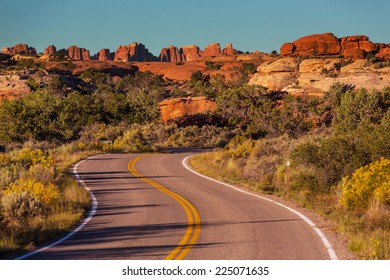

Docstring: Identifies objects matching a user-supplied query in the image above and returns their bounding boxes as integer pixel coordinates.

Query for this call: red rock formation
[222,43,239,55]
[159,45,182,62]
[376,46,390,59]
[114,45,130,62]
[1,47,10,54]
[280,33,385,59]
[97,48,113,61]
[180,45,202,61]
[340,35,378,59]
[67,45,90,60]
[159,96,216,123]
[114,42,156,62]
[293,33,341,56]
[280,43,295,56]
[202,43,222,56]
[44,45,56,56]
[1,44,36,55]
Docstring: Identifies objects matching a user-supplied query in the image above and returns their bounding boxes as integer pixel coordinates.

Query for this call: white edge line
[14,155,99,260]
[182,155,338,260]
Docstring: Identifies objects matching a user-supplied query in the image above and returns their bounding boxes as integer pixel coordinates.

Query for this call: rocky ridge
[280,32,389,59]
[1,42,242,62]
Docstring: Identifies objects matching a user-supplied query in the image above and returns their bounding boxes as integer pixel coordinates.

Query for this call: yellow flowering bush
[340,158,390,211]
[15,148,53,168]
[3,178,60,206]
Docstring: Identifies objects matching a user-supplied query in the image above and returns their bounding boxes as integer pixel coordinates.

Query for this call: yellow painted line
[127,154,201,260]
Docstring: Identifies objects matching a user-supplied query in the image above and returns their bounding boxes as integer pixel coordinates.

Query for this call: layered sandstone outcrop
[114,42,156,62]
[159,96,216,123]
[67,46,91,61]
[249,57,390,95]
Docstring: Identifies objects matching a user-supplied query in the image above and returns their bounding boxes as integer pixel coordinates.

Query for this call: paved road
[20,152,333,260]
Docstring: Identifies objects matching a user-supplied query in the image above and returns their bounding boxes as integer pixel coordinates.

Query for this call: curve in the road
[128,154,201,260]
[182,155,338,260]
[15,155,99,260]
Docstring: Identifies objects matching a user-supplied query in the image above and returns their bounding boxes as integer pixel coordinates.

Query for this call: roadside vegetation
[0,58,389,259]
[190,84,390,259]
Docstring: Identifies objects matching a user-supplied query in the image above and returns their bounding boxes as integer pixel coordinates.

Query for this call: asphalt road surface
[19,152,335,260]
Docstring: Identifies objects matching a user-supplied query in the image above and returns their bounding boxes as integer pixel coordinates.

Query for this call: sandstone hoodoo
[44,45,56,56]
[180,45,202,61]
[67,45,91,61]
[159,45,182,62]
[202,43,222,57]
[222,43,239,56]
[159,96,217,123]
[114,42,156,62]
[96,48,113,61]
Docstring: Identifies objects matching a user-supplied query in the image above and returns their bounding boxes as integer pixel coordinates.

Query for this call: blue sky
[0,0,389,55]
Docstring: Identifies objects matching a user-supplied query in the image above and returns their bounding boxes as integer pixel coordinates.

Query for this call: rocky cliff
[67,45,91,61]
[249,57,390,95]
[114,42,157,62]
[280,32,390,59]
[1,44,36,55]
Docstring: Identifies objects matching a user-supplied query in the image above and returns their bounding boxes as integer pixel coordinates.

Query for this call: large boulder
[291,33,341,56]
[280,43,295,56]
[159,96,216,123]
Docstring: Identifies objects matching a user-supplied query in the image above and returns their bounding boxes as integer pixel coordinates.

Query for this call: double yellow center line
[127,154,201,260]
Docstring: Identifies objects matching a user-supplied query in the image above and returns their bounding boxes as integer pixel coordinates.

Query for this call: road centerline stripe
[127,154,201,260]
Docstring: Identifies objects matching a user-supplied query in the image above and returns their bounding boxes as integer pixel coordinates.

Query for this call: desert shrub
[205,61,222,70]
[333,88,388,134]
[190,71,204,83]
[16,59,35,70]
[113,125,156,152]
[1,192,44,223]
[340,158,390,212]
[15,148,53,168]
[242,63,257,74]
[3,178,60,206]
[26,77,40,91]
